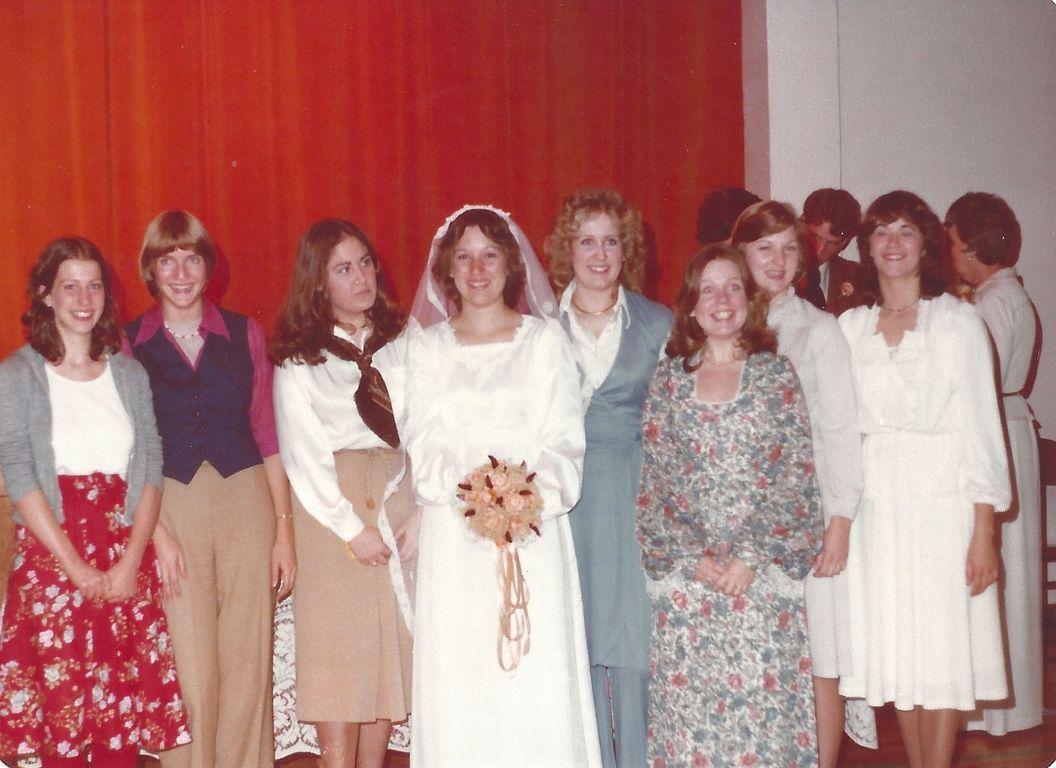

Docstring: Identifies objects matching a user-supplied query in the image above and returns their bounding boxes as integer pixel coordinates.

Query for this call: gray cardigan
[0,345,164,525]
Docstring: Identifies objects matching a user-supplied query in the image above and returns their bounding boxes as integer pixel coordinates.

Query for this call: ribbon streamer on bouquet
[496,545,531,671]
[376,457,415,635]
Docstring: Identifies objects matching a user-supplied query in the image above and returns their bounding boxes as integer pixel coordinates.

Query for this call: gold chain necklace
[571,293,617,316]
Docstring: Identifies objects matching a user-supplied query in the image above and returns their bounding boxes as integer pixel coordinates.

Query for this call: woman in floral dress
[0,237,190,766]
[637,242,823,768]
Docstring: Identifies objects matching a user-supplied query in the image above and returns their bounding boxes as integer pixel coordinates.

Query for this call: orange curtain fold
[0,0,743,354]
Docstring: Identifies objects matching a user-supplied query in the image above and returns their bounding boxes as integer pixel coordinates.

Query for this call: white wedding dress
[402,315,602,768]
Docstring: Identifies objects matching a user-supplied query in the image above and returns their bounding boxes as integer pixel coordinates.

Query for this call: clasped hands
[693,556,755,596]
[68,556,139,603]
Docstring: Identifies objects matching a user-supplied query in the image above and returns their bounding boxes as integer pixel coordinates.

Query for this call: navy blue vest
[127,308,263,483]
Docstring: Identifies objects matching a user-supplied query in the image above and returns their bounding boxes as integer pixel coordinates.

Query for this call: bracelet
[344,542,358,562]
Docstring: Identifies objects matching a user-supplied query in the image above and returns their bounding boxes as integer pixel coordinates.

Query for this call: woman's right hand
[347,526,391,567]
[153,522,188,601]
[68,559,109,601]
[394,507,424,562]
[693,555,725,586]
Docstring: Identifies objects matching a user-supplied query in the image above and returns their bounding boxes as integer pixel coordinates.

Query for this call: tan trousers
[158,463,276,768]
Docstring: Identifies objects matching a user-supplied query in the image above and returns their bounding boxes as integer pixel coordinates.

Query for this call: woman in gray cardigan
[0,237,190,767]
[545,190,673,768]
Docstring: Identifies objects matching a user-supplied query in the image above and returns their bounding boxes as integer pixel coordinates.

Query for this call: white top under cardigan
[46,362,133,477]
[767,288,863,523]
[273,326,408,542]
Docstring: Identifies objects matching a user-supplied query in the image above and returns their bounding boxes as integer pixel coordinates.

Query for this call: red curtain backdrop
[0,0,744,355]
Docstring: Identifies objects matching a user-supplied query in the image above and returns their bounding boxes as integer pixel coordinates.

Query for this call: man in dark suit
[798,188,864,315]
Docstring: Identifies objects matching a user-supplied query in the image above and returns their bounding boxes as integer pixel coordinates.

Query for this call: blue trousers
[591,664,649,768]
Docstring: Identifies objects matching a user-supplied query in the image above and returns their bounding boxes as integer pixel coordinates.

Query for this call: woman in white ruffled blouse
[838,191,1010,768]
[731,200,870,768]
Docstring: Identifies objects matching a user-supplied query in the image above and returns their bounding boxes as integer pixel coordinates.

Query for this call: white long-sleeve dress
[768,291,877,747]
[838,294,1011,710]
[966,268,1042,735]
[402,316,601,768]
[768,289,863,676]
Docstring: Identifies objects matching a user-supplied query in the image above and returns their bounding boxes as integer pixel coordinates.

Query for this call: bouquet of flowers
[457,456,543,671]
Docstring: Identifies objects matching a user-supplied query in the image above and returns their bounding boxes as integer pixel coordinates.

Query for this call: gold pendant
[365,498,377,511]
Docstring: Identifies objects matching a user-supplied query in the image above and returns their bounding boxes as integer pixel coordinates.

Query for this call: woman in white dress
[402,205,601,768]
[270,219,415,767]
[838,191,1010,768]
[945,192,1042,736]
[731,200,871,768]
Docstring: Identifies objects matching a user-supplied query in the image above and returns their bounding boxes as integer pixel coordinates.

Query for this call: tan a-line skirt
[292,447,413,724]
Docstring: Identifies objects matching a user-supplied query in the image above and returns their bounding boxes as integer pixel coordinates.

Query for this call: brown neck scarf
[324,332,400,449]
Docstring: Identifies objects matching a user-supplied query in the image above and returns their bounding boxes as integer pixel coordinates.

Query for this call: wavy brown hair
[857,190,948,306]
[269,219,406,365]
[432,208,526,311]
[730,200,812,284]
[23,237,123,363]
[544,188,646,294]
[665,242,775,372]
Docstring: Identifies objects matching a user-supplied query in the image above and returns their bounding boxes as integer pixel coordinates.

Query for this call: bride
[402,205,602,767]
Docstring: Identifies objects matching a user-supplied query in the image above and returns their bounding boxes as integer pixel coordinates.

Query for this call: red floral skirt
[0,473,191,760]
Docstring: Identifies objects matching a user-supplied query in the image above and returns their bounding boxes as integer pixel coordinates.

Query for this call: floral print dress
[0,473,191,760]
[637,352,822,768]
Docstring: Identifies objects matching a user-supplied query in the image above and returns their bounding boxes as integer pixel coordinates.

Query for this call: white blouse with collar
[273,326,408,541]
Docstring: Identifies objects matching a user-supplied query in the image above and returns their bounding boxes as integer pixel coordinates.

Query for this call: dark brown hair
[857,191,948,306]
[665,242,776,371]
[944,192,1021,268]
[23,237,123,363]
[802,188,862,239]
[695,187,762,245]
[138,210,218,297]
[544,188,646,294]
[730,200,812,284]
[431,208,526,311]
[269,218,406,365]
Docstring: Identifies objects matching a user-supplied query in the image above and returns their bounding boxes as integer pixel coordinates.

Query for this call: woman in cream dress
[838,191,1010,768]
[731,200,874,767]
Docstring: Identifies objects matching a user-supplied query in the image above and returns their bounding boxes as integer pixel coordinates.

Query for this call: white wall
[745,0,1056,597]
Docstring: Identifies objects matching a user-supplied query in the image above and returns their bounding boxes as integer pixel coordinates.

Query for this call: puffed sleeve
[947,305,1012,509]
[403,328,463,507]
[740,355,823,580]
[804,316,863,522]
[527,319,585,521]
[273,361,365,541]
[635,358,682,580]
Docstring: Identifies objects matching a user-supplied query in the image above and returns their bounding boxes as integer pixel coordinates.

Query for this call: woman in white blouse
[838,191,1010,768]
[946,192,1041,736]
[271,219,414,768]
[731,200,868,768]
